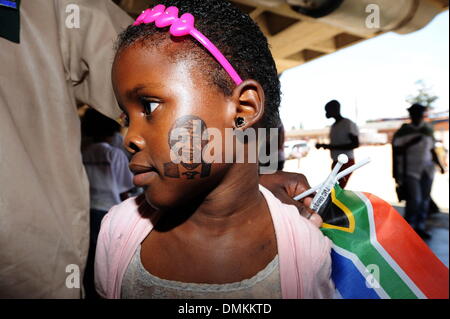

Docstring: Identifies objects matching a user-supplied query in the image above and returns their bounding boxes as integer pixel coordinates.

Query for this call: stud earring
[235,117,246,128]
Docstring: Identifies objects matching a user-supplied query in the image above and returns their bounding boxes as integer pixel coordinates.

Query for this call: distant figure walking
[392,104,446,240]
[316,100,359,188]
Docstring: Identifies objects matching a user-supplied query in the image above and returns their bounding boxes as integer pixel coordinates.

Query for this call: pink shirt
[95,185,334,298]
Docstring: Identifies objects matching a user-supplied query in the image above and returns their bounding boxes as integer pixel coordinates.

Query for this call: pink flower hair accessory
[133,4,243,86]
[155,6,179,28]
[133,4,165,24]
[170,13,195,36]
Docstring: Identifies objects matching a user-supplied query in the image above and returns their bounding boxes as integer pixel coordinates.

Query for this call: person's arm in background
[392,135,400,182]
[431,148,446,174]
[393,135,423,154]
[317,133,359,151]
[57,0,133,119]
[58,0,135,199]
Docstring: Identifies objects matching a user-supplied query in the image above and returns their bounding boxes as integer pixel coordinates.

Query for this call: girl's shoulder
[102,197,140,231]
[259,185,334,298]
[100,195,155,242]
[95,195,155,298]
[258,184,331,254]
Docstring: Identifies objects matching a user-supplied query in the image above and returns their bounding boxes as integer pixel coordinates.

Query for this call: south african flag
[319,185,448,299]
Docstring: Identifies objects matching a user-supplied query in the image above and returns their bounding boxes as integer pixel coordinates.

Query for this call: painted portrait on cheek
[164,115,212,179]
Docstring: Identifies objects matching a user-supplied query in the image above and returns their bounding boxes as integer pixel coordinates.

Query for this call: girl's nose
[125,134,146,154]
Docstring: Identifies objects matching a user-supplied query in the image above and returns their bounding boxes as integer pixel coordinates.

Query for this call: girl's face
[112,42,236,210]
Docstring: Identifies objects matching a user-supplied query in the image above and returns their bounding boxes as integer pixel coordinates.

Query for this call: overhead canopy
[115,0,449,72]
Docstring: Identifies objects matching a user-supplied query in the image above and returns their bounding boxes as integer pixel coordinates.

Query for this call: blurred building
[286,110,449,145]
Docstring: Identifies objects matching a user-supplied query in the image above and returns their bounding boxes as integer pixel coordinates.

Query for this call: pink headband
[133,4,243,85]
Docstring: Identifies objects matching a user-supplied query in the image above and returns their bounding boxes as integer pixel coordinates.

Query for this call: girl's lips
[129,162,158,187]
[133,170,158,187]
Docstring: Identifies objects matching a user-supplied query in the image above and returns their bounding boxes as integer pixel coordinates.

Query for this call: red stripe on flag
[364,193,449,299]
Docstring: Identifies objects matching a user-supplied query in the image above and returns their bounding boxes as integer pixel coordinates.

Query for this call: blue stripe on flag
[331,249,381,299]
[0,0,17,9]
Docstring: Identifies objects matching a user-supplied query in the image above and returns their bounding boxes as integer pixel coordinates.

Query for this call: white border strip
[354,192,426,299]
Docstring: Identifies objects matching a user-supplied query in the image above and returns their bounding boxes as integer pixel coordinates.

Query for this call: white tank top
[121,245,282,299]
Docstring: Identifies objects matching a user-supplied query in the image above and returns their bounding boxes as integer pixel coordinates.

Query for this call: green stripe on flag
[321,187,418,299]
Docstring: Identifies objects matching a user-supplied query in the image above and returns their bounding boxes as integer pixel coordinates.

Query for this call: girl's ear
[229,79,265,129]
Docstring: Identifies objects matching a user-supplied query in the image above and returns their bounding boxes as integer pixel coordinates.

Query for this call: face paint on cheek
[164,115,212,179]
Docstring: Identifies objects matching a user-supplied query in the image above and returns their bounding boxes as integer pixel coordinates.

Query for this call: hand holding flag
[294,155,449,299]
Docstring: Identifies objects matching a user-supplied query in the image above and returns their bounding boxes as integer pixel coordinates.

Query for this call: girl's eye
[140,98,160,116]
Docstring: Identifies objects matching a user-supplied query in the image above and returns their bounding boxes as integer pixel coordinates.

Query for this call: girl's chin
[141,173,222,212]
[143,188,187,212]
[143,186,205,213]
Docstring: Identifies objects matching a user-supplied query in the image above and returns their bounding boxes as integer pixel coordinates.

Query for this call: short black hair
[115,0,281,128]
[325,100,340,110]
[407,103,427,113]
[82,108,121,139]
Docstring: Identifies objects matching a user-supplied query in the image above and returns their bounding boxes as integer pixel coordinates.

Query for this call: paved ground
[425,212,449,267]
[394,206,449,267]
[283,144,449,266]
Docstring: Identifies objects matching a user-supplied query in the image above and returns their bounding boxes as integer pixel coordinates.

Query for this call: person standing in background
[0,0,133,298]
[392,104,446,239]
[81,108,135,298]
[316,100,360,188]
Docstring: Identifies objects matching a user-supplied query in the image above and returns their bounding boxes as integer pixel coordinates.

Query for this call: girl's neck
[154,163,268,235]
[190,164,266,231]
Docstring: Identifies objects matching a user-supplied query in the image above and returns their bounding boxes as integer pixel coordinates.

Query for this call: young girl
[95,0,334,299]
